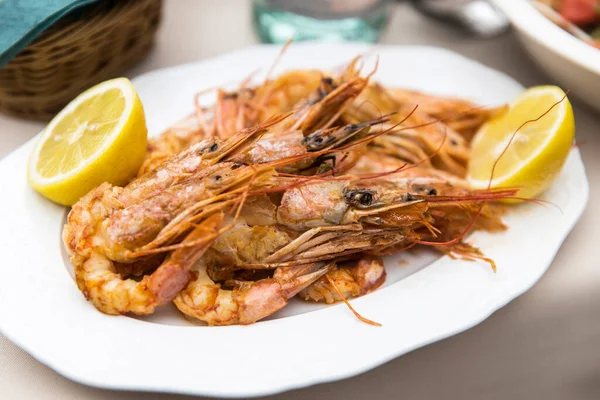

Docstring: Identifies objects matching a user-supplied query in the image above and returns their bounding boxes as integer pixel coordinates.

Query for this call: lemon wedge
[468,86,574,201]
[28,78,148,206]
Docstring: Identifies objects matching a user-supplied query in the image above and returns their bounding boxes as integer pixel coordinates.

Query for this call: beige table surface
[1,1,599,399]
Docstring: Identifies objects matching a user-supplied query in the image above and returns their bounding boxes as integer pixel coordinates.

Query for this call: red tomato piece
[560,0,599,25]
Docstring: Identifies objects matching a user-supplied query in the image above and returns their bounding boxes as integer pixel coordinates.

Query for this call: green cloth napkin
[0,0,100,68]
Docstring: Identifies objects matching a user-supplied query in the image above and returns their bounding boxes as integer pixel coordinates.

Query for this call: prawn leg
[174,262,335,325]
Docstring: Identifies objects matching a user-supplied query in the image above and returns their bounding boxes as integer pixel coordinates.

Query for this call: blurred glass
[410,0,509,38]
[253,0,393,43]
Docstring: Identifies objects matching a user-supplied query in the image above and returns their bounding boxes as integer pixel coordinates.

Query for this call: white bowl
[492,0,600,112]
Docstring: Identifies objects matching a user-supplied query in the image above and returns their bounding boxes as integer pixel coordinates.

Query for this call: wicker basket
[0,0,162,120]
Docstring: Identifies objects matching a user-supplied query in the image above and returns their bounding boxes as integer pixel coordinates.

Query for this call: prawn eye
[322,77,334,85]
[302,134,327,151]
[202,142,219,153]
[344,189,375,208]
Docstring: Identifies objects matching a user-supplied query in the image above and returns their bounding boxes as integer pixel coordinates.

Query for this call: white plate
[0,43,589,398]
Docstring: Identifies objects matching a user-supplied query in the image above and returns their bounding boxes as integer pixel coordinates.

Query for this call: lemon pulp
[468,86,575,201]
[28,78,148,206]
